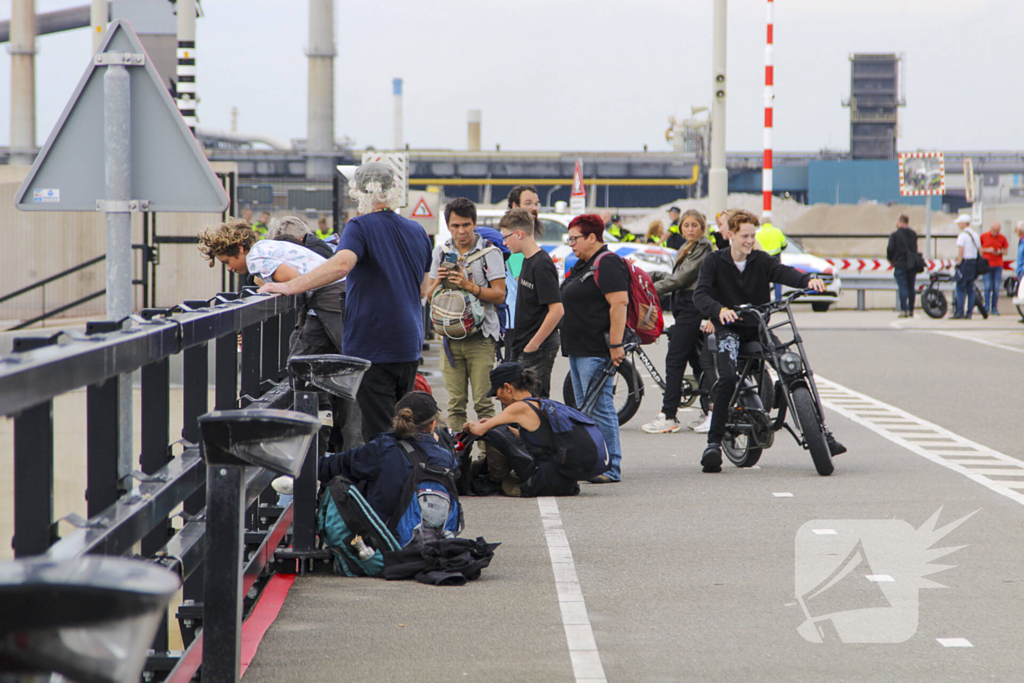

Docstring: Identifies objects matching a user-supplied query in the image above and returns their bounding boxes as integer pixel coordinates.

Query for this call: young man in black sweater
[692,209,845,473]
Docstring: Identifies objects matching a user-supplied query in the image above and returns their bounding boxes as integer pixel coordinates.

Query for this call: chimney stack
[306,0,336,179]
[467,109,481,152]
[9,0,37,166]
[392,78,403,150]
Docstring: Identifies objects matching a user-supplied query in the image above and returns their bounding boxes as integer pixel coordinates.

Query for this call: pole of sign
[762,0,774,222]
[103,57,134,484]
[924,197,932,260]
[177,0,197,134]
[91,0,106,52]
[708,0,728,220]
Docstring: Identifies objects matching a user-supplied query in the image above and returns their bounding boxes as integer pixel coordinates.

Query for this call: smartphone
[442,252,459,266]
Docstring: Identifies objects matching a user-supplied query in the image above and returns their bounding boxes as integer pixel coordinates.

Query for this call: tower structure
[843,53,905,160]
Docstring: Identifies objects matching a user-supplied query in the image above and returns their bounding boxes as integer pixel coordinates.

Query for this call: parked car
[779,238,842,312]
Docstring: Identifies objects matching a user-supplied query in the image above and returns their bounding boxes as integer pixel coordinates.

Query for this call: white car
[778,239,842,312]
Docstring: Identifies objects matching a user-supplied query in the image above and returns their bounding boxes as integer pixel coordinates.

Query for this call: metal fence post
[12,401,54,557]
[292,390,319,555]
[87,377,121,518]
[182,343,208,603]
[201,464,246,683]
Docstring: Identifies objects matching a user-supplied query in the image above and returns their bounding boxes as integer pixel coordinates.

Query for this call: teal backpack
[317,476,401,577]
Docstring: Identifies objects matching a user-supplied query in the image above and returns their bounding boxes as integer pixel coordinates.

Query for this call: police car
[778,238,842,312]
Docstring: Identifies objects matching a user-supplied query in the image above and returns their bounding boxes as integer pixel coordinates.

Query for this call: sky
[0,0,1020,154]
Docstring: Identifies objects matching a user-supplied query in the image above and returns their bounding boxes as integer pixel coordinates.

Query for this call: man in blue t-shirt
[260,162,432,441]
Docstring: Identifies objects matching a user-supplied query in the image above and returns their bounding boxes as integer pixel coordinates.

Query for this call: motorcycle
[714,290,835,476]
[918,271,988,319]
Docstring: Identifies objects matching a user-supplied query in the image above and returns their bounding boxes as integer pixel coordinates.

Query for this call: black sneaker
[701,443,723,473]
[826,432,847,456]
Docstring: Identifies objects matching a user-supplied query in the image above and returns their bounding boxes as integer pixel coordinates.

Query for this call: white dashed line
[937,638,974,648]
[928,330,1024,356]
[538,497,607,683]
[865,574,895,582]
[816,376,1024,507]
[773,492,794,498]
[812,529,837,535]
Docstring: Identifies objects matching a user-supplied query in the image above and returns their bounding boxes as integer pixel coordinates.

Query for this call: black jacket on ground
[886,227,919,271]
[693,248,812,330]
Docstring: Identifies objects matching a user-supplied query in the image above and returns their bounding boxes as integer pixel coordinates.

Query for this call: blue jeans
[893,268,917,313]
[569,356,622,481]
[982,266,1002,313]
[955,261,978,317]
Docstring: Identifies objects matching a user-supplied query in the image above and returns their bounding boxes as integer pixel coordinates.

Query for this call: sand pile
[785,203,959,258]
[626,193,809,233]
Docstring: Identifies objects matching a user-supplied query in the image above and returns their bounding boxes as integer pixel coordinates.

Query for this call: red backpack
[590,252,664,344]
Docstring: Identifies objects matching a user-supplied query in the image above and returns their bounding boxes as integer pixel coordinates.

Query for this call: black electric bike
[919,271,988,319]
[714,290,835,476]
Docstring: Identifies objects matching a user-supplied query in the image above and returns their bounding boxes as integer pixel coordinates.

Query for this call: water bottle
[350,535,374,561]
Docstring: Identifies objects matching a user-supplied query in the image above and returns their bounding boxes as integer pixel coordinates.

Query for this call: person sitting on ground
[466,363,607,498]
[318,391,458,524]
[693,209,845,473]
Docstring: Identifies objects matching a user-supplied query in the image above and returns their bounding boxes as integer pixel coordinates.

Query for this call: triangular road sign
[410,197,434,219]
[571,160,586,197]
[15,19,229,213]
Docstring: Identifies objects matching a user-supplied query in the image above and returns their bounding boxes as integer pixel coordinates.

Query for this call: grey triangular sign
[14,19,229,213]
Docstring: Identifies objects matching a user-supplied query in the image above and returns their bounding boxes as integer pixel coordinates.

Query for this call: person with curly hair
[258,162,433,442]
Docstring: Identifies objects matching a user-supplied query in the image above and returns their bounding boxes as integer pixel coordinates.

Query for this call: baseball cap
[395,391,438,423]
[668,206,681,213]
[955,214,972,224]
[610,214,622,222]
[486,362,525,397]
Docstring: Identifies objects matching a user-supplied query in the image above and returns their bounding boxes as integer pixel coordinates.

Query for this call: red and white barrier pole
[763,0,774,222]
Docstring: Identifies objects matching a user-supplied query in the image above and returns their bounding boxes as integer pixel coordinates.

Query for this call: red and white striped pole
[763,0,774,222]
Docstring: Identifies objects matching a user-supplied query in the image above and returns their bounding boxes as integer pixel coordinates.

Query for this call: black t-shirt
[513,249,562,355]
[560,246,630,358]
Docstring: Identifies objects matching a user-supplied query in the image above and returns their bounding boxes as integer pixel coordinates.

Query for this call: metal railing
[1,289,308,682]
[0,245,150,331]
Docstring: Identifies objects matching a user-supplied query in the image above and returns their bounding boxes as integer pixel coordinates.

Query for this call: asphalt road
[245,311,1024,683]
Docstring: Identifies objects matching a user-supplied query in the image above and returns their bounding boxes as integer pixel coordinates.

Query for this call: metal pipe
[408,167,701,186]
[708,0,728,219]
[763,0,774,221]
[306,0,336,179]
[104,61,134,483]
[0,4,100,43]
[176,0,197,133]
[468,109,481,151]
[90,0,105,51]
[10,0,37,166]
[393,78,404,150]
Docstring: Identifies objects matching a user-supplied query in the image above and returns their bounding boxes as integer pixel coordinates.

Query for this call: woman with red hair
[558,214,629,483]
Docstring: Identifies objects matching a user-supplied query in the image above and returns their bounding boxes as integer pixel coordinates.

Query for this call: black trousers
[662,292,703,419]
[708,327,759,444]
[512,331,560,399]
[357,361,419,442]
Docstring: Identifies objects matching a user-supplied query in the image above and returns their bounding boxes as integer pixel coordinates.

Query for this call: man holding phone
[426,198,507,441]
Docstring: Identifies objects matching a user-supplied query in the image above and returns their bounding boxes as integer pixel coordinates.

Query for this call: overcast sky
[0,0,1019,154]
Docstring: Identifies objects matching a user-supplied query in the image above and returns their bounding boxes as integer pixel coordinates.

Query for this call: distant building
[843,54,905,160]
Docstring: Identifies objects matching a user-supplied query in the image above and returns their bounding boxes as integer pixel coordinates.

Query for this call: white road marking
[773,492,794,498]
[813,529,837,535]
[937,638,974,648]
[865,574,895,582]
[538,497,607,683]
[929,330,1024,356]
[817,376,1024,507]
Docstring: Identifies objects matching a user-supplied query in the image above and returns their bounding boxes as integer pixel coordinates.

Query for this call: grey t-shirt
[429,235,507,341]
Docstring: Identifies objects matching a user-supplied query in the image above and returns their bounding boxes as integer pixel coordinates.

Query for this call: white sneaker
[271,476,294,496]
[642,412,681,434]
[687,412,708,430]
[693,413,713,434]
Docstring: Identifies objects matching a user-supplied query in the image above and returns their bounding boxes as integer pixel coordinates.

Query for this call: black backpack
[522,398,610,481]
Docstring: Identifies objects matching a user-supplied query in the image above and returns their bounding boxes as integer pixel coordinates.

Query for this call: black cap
[610,214,621,222]
[668,206,681,214]
[487,362,524,397]
[395,391,438,422]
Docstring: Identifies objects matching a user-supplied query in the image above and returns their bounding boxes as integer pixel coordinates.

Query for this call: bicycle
[713,290,836,476]
[918,271,988,319]
[561,329,703,427]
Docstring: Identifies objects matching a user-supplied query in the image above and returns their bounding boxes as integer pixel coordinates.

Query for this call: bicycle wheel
[562,359,643,426]
[679,377,697,409]
[721,379,764,468]
[791,384,833,476]
[921,288,947,319]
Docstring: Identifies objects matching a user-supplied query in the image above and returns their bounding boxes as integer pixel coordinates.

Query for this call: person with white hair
[952,214,981,319]
[259,162,433,442]
[267,215,335,259]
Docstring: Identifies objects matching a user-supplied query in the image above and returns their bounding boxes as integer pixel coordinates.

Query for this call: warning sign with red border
[410,197,434,219]
[570,159,586,215]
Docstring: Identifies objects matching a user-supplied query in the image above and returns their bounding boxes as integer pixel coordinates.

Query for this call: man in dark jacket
[693,209,843,472]
[886,214,921,318]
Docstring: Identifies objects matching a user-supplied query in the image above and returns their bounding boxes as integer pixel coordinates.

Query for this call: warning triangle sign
[410,197,434,219]
[15,20,228,213]
[571,160,586,197]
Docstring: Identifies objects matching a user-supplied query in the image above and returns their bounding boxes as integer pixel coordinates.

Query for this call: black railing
[1,289,308,682]
[1,245,151,331]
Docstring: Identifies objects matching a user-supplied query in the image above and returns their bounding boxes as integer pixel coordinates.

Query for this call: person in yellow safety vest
[315,216,333,241]
[251,211,271,239]
[606,214,637,242]
[644,220,667,246]
[706,211,731,251]
[755,221,787,256]
[665,206,684,249]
